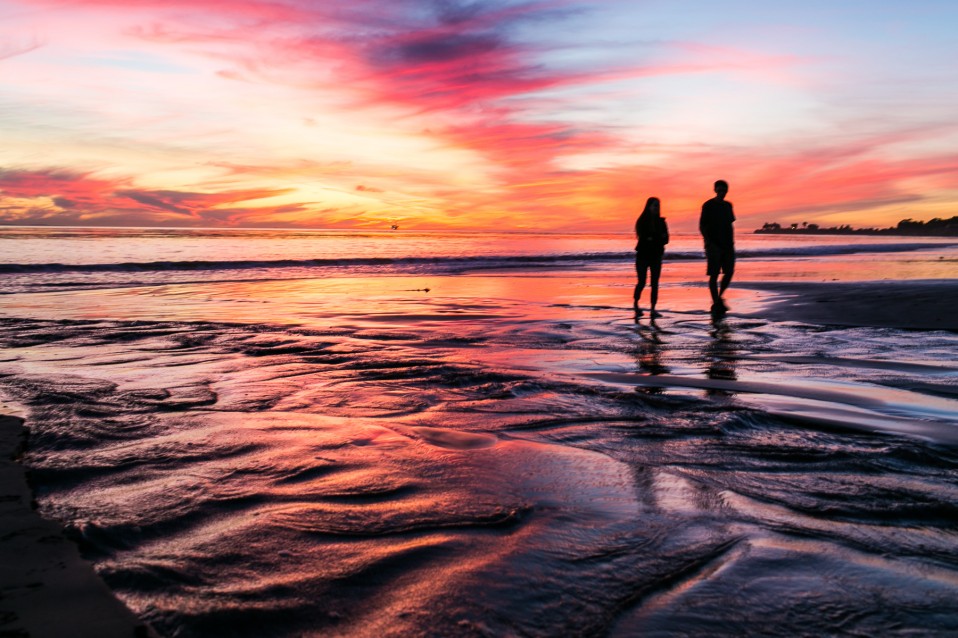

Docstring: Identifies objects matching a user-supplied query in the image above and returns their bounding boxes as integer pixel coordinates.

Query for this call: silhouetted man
[699,180,735,313]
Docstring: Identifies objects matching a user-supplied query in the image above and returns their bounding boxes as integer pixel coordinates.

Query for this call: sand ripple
[1,314,957,636]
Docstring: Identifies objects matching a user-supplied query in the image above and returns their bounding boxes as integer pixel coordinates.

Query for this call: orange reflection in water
[1,269,773,332]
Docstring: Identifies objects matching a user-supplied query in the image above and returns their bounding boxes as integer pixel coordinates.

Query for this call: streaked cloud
[0,168,298,226]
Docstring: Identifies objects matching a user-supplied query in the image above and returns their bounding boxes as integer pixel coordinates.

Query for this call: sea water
[2,226,956,289]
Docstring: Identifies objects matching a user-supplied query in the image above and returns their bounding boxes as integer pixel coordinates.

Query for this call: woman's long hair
[636,197,660,237]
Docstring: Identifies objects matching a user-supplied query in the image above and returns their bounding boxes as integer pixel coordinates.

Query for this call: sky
[1,0,957,232]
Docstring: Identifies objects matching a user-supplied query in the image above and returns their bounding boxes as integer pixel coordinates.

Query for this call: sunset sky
[2,0,957,231]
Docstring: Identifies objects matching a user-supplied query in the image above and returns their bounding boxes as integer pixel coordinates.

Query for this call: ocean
[1,227,957,636]
[2,227,956,290]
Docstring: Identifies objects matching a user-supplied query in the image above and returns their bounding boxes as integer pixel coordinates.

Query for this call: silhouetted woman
[633,197,669,318]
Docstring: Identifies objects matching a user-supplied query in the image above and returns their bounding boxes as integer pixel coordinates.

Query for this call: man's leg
[719,252,735,297]
[708,274,720,305]
[719,271,733,296]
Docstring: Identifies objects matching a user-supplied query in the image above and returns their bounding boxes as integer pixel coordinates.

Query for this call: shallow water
[1,289,957,636]
[1,229,957,636]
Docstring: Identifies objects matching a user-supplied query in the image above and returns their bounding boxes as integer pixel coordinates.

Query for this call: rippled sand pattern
[1,310,957,637]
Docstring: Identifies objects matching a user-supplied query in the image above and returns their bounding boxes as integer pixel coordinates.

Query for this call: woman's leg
[649,259,662,314]
[633,260,647,313]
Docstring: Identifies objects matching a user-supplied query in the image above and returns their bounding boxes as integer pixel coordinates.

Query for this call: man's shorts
[705,244,735,277]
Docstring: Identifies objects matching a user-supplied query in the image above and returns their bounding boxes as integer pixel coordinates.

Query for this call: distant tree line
[754,216,958,236]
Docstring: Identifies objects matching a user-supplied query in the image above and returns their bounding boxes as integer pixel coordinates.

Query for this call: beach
[1,228,957,637]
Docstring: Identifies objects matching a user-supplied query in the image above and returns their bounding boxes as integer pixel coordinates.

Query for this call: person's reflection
[633,319,669,393]
[704,314,738,396]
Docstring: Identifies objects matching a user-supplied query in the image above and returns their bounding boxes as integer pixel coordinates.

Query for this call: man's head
[714,180,729,199]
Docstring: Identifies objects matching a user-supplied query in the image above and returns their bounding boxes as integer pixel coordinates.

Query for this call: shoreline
[0,414,153,638]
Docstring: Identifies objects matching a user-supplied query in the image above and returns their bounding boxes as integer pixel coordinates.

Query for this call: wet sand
[0,415,153,638]
[742,280,958,331]
[0,278,956,637]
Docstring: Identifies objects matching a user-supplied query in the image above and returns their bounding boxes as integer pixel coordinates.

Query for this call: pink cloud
[0,35,44,60]
[0,168,298,226]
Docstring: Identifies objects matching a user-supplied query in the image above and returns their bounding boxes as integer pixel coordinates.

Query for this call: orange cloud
[0,169,300,226]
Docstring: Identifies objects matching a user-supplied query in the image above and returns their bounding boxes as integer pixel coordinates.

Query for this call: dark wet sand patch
[741,280,958,331]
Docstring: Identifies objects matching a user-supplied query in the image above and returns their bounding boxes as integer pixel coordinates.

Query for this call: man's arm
[699,203,711,242]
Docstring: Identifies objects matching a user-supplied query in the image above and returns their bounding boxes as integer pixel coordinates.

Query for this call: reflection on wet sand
[704,315,738,396]
[632,319,669,383]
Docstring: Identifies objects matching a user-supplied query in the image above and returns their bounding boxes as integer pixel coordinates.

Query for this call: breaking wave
[0,242,949,276]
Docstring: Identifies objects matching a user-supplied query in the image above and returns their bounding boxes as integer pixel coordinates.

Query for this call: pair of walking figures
[632,180,736,318]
